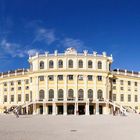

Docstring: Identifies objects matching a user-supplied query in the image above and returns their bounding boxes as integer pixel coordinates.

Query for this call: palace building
[0,48,139,115]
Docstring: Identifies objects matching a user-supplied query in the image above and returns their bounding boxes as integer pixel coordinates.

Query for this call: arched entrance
[67,105,74,114]
[39,105,43,114]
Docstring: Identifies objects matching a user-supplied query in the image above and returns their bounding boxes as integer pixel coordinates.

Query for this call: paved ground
[0,114,140,140]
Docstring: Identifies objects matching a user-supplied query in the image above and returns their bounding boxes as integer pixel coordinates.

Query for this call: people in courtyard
[13,107,19,118]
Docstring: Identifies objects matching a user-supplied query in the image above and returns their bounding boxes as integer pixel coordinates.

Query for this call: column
[14,81,17,104]
[104,103,109,115]
[7,82,10,104]
[95,102,99,115]
[74,102,78,115]
[64,75,67,101]
[94,76,97,100]
[54,75,58,101]
[21,80,25,104]
[26,104,28,115]
[85,102,89,115]
[33,103,36,115]
[52,102,56,115]
[43,103,46,115]
[75,75,78,101]
[45,76,48,100]
[84,75,87,100]
[35,76,39,101]
[63,103,67,115]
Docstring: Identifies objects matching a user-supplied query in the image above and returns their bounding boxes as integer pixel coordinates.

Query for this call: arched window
[68,60,73,68]
[58,89,64,100]
[68,89,74,100]
[40,61,44,69]
[98,61,102,69]
[78,60,83,68]
[78,89,84,100]
[88,60,93,68]
[58,60,63,68]
[48,89,54,101]
[97,90,103,100]
[49,60,54,68]
[88,89,93,99]
[39,90,45,101]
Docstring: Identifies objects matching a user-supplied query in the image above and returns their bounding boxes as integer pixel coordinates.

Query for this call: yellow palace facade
[0,48,139,115]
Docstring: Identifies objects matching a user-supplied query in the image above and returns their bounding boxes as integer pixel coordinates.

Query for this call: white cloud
[33,28,56,45]
[0,39,26,58]
[27,49,39,56]
[61,38,85,51]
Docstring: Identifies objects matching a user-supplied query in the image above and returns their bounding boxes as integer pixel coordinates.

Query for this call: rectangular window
[4,83,7,86]
[78,75,83,80]
[128,81,131,86]
[113,94,116,101]
[68,75,73,80]
[113,79,116,84]
[30,77,32,83]
[135,89,138,92]
[4,95,7,102]
[88,75,93,81]
[18,94,21,102]
[113,86,116,90]
[58,75,63,80]
[18,80,21,85]
[128,94,131,102]
[120,94,124,102]
[4,88,7,92]
[97,76,102,81]
[11,88,14,91]
[128,88,131,91]
[26,86,29,90]
[30,91,32,102]
[18,87,21,90]
[11,95,14,102]
[120,87,124,90]
[25,79,29,84]
[39,76,44,81]
[120,80,123,85]
[135,95,138,102]
[48,75,54,81]
[11,81,14,86]
[25,94,29,101]
[135,82,137,86]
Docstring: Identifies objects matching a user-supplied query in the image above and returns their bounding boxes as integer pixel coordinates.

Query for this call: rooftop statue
[65,47,77,55]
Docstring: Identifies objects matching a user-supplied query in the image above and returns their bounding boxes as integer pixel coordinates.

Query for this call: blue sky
[0,0,140,72]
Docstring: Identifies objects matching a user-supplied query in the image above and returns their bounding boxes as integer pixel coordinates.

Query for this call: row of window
[3,89,104,102]
[4,94,29,102]
[3,86,29,92]
[39,75,103,81]
[113,86,138,92]
[3,79,29,87]
[113,79,138,86]
[38,89,103,101]
[37,60,103,69]
[113,94,138,102]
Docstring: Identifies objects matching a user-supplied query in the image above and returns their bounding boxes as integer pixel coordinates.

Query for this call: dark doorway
[57,106,63,115]
[48,105,52,114]
[89,105,94,115]
[78,105,85,115]
[67,105,74,114]
[99,105,103,114]
[39,105,43,114]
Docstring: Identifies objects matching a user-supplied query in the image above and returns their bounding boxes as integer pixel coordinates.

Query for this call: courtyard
[0,114,140,140]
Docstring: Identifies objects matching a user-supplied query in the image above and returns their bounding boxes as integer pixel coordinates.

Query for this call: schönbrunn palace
[0,48,139,115]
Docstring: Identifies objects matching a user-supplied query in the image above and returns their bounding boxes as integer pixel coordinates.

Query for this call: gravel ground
[0,114,140,140]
